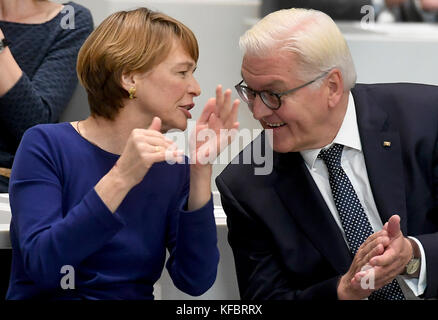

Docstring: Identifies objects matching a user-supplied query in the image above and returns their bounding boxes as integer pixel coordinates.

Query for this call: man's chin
[272,140,305,153]
[275,147,294,153]
[272,142,294,153]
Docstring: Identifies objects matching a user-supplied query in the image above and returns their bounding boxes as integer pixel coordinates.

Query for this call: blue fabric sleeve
[0,6,93,145]
[165,165,219,296]
[9,127,125,290]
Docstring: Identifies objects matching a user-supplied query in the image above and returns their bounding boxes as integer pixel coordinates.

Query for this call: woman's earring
[129,87,136,99]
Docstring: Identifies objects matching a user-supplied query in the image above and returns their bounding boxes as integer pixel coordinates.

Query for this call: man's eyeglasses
[235,72,328,111]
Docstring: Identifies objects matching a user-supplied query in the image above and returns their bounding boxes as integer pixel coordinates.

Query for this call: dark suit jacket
[216,83,438,300]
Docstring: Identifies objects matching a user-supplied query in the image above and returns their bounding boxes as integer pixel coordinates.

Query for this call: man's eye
[179,71,188,76]
[265,91,278,97]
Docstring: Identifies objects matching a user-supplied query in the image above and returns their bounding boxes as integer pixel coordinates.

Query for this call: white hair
[240,8,357,91]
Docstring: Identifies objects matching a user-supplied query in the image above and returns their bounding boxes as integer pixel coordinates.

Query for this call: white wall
[338,22,438,86]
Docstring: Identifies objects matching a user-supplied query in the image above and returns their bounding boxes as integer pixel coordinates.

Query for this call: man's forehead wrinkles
[241,59,295,90]
[241,72,287,90]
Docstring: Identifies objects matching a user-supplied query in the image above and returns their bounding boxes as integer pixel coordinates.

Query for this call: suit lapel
[274,152,352,275]
[352,86,408,233]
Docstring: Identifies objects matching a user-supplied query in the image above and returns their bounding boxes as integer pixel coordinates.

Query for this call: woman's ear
[120,71,136,92]
[326,69,344,108]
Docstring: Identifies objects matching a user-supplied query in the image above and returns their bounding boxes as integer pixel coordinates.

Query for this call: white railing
[0,193,11,249]
[0,192,227,249]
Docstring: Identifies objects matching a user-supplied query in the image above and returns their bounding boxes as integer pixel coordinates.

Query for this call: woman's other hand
[114,117,184,187]
[95,117,183,213]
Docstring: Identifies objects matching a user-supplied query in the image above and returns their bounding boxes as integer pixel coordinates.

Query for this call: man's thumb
[387,215,401,239]
[148,117,161,131]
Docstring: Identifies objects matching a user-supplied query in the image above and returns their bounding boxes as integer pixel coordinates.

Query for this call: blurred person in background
[0,0,93,192]
[261,0,438,22]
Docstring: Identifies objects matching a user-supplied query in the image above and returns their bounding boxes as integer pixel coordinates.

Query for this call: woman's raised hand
[191,85,240,166]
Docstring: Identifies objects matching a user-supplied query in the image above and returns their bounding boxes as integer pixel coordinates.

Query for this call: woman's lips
[178,104,194,119]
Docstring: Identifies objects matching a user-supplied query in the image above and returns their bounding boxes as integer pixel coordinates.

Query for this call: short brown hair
[76,7,199,120]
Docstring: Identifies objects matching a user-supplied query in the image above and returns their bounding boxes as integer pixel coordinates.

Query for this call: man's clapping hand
[337,229,390,300]
[348,215,413,297]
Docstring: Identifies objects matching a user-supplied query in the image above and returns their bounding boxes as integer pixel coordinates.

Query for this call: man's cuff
[401,236,427,297]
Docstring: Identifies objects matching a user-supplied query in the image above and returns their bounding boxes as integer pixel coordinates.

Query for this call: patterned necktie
[318,143,405,300]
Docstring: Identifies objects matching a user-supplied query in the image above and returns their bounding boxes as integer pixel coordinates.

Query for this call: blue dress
[6,123,219,299]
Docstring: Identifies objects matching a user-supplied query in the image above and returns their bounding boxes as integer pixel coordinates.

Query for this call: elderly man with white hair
[216,8,438,300]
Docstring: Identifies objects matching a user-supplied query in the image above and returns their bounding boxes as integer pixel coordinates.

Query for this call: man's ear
[326,69,344,108]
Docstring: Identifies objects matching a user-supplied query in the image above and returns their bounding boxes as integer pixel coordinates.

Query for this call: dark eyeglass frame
[235,72,329,110]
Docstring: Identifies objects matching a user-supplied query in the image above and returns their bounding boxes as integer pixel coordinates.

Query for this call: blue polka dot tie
[318,144,405,300]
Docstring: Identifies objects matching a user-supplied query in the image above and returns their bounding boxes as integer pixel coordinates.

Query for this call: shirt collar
[300,92,362,169]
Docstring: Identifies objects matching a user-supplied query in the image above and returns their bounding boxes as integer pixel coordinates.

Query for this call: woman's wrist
[0,38,23,96]
[190,162,212,177]
[108,162,139,193]
[94,165,134,213]
[188,164,212,211]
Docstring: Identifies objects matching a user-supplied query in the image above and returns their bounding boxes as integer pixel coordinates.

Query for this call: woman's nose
[189,77,201,96]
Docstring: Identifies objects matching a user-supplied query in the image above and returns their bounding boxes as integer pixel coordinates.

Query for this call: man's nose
[251,95,273,120]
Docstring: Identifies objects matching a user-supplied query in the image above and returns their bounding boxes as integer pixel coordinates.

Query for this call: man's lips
[263,119,287,128]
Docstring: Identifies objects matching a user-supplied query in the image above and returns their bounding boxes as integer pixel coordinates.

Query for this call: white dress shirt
[300,92,426,298]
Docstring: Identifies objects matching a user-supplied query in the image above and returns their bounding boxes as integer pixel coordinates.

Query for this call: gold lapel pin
[383,141,391,147]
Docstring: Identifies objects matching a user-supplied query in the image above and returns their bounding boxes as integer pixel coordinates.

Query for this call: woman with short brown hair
[7,7,239,300]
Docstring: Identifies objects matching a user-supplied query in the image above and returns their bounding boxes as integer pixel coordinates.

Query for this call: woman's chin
[175,120,188,132]
[163,119,187,132]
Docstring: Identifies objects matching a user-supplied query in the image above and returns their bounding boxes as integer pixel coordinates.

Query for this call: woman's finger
[219,88,232,120]
[164,149,185,164]
[144,146,184,163]
[226,99,240,127]
[215,85,223,116]
[198,98,216,124]
[142,136,174,150]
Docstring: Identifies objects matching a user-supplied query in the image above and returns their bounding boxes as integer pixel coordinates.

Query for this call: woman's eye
[179,71,188,76]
